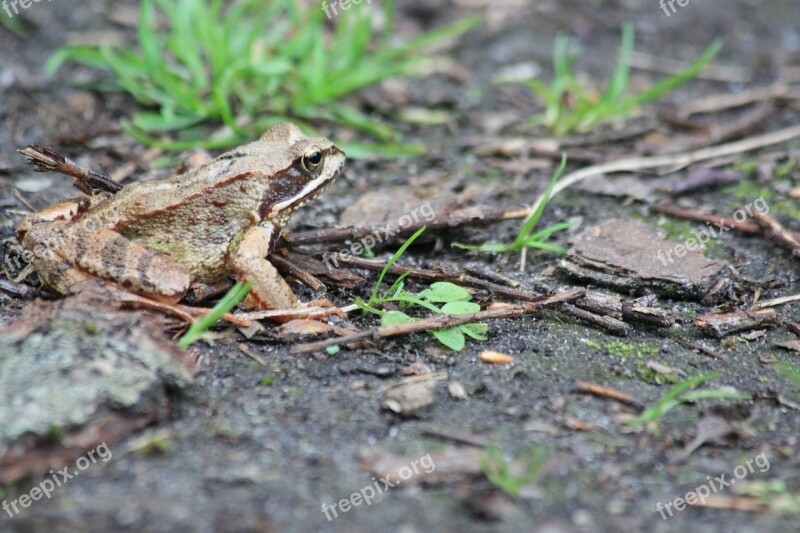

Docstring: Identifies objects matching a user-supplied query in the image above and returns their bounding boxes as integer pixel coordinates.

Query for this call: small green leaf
[459,323,488,341]
[441,301,480,315]
[418,281,472,303]
[326,345,340,356]
[430,327,466,351]
[380,310,417,326]
[260,375,275,386]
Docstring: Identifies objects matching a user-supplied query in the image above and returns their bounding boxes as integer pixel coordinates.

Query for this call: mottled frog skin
[17,122,346,310]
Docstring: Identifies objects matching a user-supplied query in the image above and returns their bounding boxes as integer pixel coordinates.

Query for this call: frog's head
[259,122,346,224]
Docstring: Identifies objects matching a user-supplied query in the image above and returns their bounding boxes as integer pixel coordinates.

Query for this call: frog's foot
[303,298,345,317]
[294,298,345,320]
[183,280,235,305]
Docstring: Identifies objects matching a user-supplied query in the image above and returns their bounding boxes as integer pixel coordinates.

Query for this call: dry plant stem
[756,294,800,308]
[650,204,766,235]
[658,104,775,156]
[677,83,795,117]
[18,145,122,195]
[752,212,800,257]
[693,495,766,512]
[703,103,775,146]
[575,381,643,408]
[290,289,582,354]
[674,338,724,359]
[11,189,35,211]
[558,122,658,148]
[0,278,38,298]
[521,124,800,271]
[531,124,800,220]
[270,253,327,293]
[236,305,344,322]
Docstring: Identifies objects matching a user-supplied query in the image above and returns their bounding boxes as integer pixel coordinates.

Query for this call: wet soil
[1,1,800,532]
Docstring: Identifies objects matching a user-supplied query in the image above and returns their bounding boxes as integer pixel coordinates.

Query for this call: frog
[15,122,346,314]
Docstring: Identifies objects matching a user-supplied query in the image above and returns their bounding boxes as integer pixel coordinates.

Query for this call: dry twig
[575,381,642,408]
[18,145,122,195]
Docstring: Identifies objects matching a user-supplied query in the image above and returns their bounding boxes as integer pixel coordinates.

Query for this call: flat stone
[559,218,728,299]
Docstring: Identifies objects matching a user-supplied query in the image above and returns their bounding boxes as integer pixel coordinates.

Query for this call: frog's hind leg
[20,221,94,294]
[24,224,191,302]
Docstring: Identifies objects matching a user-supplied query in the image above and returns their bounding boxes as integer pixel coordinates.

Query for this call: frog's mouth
[267,146,345,217]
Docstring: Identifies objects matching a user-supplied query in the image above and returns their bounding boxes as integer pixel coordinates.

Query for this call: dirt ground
[1,1,800,532]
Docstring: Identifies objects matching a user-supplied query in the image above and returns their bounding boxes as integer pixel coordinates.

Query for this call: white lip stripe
[268,175,330,216]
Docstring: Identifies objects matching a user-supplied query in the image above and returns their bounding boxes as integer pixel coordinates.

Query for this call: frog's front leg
[233,223,299,311]
[23,223,191,302]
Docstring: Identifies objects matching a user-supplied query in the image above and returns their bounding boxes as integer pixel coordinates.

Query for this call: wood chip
[575,381,642,408]
[694,308,778,337]
[479,350,514,364]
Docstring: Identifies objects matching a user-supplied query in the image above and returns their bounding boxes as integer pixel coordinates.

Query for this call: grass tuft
[47,0,479,152]
[515,24,722,136]
[454,154,574,255]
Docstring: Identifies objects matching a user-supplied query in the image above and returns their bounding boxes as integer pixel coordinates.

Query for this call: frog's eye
[302,147,324,172]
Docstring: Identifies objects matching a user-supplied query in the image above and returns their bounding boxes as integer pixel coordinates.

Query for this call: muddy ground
[1,1,800,532]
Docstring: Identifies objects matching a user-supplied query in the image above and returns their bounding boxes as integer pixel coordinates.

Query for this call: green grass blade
[367,226,427,309]
[515,155,567,245]
[178,281,251,349]
[631,371,720,425]
[609,39,723,114]
[599,23,633,105]
[522,220,577,245]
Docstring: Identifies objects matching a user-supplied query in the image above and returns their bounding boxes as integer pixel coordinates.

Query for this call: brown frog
[16,122,346,312]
